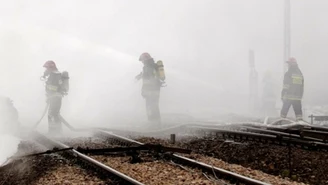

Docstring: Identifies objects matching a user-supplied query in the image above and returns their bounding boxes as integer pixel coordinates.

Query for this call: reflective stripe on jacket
[282,67,304,100]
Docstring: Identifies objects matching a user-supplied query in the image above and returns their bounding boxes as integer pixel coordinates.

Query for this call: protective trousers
[48,96,62,134]
[143,90,161,122]
[281,99,303,120]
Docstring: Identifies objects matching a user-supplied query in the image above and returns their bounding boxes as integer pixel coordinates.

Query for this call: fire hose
[32,103,77,131]
[32,103,50,129]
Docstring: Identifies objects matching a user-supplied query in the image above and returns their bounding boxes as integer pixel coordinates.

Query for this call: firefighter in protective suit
[281,57,304,121]
[136,53,165,123]
[42,60,69,134]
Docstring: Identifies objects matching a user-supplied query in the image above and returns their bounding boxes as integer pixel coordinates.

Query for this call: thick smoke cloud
[0,0,327,129]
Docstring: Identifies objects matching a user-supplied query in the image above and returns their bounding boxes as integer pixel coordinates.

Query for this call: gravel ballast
[93,155,229,185]
[62,136,233,184]
[33,163,107,185]
[135,137,317,185]
[183,138,328,185]
[0,140,113,185]
[185,154,306,185]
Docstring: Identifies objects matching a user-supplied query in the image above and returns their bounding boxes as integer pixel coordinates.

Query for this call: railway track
[70,129,269,185]
[98,120,328,152]
[125,122,328,185]
[3,120,325,185]
[30,130,144,185]
[188,123,328,151]
[0,138,112,185]
[8,129,269,185]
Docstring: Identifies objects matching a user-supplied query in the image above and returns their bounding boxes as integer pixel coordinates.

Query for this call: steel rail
[190,126,328,151]
[190,126,277,139]
[95,123,225,138]
[248,126,328,143]
[306,125,328,132]
[94,129,270,185]
[300,130,328,141]
[170,154,270,185]
[94,129,144,146]
[30,131,144,185]
[242,126,301,138]
[265,127,300,134]
[241,126,323,142]
[97,125,328,151]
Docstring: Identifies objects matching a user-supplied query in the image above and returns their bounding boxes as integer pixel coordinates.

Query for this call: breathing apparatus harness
[136,60,167,87]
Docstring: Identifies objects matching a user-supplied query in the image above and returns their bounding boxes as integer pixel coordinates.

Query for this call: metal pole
[284,0,291,73]
[249,50,258,113]
[170,134,176,144]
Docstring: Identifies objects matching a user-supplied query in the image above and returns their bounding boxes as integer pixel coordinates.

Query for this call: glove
[40,76,46,81]
[160,80,166,87]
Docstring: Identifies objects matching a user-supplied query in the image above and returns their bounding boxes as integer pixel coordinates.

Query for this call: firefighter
[280,57,304,121]
[42,60,69,134]
[136,53,165,123]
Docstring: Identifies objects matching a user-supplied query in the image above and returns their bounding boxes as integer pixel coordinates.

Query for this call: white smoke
[0,134,20,166]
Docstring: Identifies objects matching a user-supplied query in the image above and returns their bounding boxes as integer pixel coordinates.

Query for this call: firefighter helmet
[286,57,297,64]
[43,60,57,69]
[139,53,152,62]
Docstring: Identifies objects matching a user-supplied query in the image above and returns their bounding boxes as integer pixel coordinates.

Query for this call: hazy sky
[0,0,328,126]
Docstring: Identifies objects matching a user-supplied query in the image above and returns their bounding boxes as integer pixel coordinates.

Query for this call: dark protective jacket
[45,71,64,96]
[281,66,304,100]
[141,59,161,92]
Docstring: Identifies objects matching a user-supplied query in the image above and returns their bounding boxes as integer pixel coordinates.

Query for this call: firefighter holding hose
[136,53,165,124]
[41,60,69,134]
